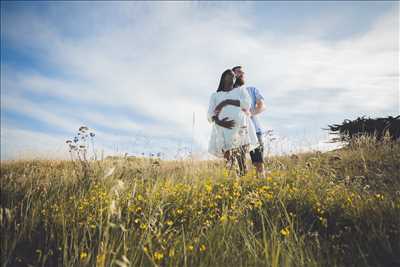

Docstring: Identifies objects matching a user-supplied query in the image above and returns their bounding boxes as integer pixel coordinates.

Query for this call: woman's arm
[214,116,235,129]
[214,99,240,114]
[208,95,236,129]
[213,99,239,129]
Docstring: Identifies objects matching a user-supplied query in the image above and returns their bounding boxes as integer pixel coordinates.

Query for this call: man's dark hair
[232,66,242,72]
[217,69,234,92]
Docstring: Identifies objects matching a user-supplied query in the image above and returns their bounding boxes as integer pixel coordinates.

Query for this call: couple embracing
[208,66,266,178]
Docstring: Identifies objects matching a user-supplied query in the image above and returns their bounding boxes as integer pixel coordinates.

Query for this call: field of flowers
[1,137,399,267]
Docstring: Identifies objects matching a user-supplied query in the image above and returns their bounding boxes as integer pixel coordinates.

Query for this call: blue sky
[1,1,399,159]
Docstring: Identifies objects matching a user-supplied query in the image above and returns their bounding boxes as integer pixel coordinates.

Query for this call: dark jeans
[250,133,264,164]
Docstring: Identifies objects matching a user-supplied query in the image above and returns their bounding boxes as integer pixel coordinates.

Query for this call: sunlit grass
[1,137,399,266]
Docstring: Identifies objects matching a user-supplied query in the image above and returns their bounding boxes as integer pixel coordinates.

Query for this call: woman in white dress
[207,69,259,175]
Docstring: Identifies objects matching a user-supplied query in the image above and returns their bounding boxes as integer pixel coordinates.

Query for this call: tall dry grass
[1,136,399,267]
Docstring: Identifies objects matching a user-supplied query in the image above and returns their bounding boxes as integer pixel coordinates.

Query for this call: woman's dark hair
[217,69,234,92]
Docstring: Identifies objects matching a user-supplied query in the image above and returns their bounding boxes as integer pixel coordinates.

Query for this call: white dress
[207,86,259,157]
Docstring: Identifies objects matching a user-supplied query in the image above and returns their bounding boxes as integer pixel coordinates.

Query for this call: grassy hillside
[1,137,399,267]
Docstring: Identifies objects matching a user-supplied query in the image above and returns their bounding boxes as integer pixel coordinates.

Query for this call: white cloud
[1,3,398,159]
[1,127,68,160]
[265,132,343,156]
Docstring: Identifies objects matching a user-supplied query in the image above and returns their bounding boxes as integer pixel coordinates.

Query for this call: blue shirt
[246,86,264,134]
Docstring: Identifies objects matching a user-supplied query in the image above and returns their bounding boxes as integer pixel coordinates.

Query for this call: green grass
[1,137,399,267]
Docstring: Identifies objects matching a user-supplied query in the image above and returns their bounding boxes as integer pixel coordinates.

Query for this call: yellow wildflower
[205,184,212,193]
[280,226,290,236]
[261,185,270,191]
[80,251,88,260]
[220,215,228,223]
[96,254,106,266]
[252,199,262,208]
[154,251,164,261]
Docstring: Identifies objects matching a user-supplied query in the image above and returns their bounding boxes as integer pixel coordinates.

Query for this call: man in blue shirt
[232,65,266,178]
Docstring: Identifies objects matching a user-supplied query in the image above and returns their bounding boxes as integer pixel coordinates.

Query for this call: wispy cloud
[1,127,66,160]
